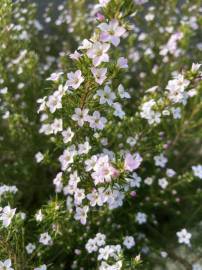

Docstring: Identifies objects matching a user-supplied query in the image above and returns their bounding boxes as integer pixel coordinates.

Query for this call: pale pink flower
[87,42,110,66]
[96,13,105,22]
[124,153,142,172]
[98,19,126,47]
[69,51,82,60]
[91,67,107,85]
[66,70,84,90]
[71,108,89,127]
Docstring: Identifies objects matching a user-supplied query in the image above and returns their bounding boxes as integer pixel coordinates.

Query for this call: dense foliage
[0,0,202,269]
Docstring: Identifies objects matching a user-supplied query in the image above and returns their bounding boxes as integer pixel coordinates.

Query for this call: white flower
[0,185,18,196]
[35,209,43,222]
[62,128,74,143]
[59,146,76,171]
[99,261,122,270]
[171,107,181,119]
[37,96,47,113]
[192,264,202,270]
[0,87,8,94]
[99,19,126,47]
[46,72,63,81]
[0,206,16,227]
[39,123,53,135]
[74,206,89,225]
[136,212,147,224]
[39,232,52,246]
[160,32,183,57]
[117,57,128,69]
[166,74,190,104]
[176,229,192,246]
[97,85,116,105]
[26,243,36,254]
[46,91,62,113]
[51,118,63,134]
[87,111,107,130]
[34,265,47,270]
[69,50,82,60]
[71,108,89,127]
[160,251,168,258]
[140,99,161,125]
[127,172,142,188]
[74,188,85,206]
[112,102,125,119]
[166,168,176,177]
[35,152,44,163]
[95,233,106,247]
[118,84,130,99]
[85,233,105,253]
[87,42,110,67]
[123,236,135,249]
[158,178,168,189]
[126,136,137,146]
[53,172,63,193]
[91,67,107,85]
[192,165,202,179]
[98,246,113,261]
[98,0,110,7]
[191,63,201,72]
[98,244,121,261]
[154,154,168,168]
[66,70,84,90]
[85,155,98,172]
[0,259,14,270]
[85,238,98,253]
[145,13,155,21]
[78,141,91,155]
[144,177,153,186]
[78,39,92,50]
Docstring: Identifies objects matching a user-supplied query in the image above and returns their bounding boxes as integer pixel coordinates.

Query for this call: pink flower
[91,155,119,185]
[98,19,126,47]
[87,42,110,67]
[96,13,105,22]
[124,153,142,172]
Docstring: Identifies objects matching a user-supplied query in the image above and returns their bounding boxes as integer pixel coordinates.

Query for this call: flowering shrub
[0,0,202,269]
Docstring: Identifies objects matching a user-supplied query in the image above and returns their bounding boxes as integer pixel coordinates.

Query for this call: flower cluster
[1,0,202,269]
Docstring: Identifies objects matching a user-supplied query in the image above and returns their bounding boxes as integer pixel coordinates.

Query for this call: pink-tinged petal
[124,153,143,172]
[102,54,109,62]
[93,57,101,67]
[98,22,109,31]
[110,19,119,28]
[111,36,120,47]
[75,70,81,77]
[103,43,110,51]
[116,26,126,37]
[87,49,94,58]
[100,32,110,43]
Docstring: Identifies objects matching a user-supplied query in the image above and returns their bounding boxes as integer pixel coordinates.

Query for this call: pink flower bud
[96,13,105,22]
[130,191,137,197]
